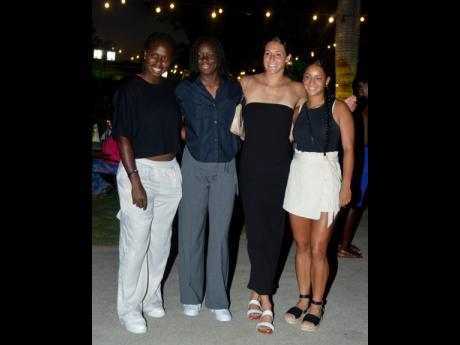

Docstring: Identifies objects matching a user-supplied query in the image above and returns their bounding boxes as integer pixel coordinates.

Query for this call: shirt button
[214,120,217,124]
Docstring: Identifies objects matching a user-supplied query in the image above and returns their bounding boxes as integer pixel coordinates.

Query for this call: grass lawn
[92,191,120,246]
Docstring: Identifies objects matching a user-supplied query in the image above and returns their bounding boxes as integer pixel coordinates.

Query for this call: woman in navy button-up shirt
[175,37,242,321]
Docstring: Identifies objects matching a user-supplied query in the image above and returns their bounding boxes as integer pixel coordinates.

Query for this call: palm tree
[335,0,362,99]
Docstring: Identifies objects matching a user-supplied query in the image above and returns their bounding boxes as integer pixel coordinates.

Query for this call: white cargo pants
[116,158,182,322]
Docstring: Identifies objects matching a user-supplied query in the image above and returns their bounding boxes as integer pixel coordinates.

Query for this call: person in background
[337,75,368,258]
[111,32,182,334]
[283,60,354,331]
[175,36,242,322]
[92,120,119,197]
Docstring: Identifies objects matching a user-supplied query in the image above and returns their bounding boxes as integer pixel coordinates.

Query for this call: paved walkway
[92,209,368,345]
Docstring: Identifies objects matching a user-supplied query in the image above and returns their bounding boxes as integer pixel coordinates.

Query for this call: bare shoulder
[241,74,260,89]
[333,99,349,112]
[290,80,305,95]
[333,99,353,122]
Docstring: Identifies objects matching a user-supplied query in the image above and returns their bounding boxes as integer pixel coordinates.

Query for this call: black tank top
[293,101,340,152]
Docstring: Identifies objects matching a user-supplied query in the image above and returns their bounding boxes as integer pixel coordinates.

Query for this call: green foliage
[289,60,308,82]
[92,191,120,246]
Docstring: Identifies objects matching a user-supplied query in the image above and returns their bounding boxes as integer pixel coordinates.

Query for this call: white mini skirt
[283,149,342,227]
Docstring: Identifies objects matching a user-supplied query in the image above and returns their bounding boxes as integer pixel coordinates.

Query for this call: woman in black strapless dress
[239,102,292,296]
[238,37,307,334]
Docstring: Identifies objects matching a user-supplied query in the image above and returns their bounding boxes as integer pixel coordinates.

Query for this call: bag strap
[240,77,251,105]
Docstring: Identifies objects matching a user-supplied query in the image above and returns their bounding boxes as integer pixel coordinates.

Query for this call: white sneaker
[183,304,201,316]
[121,315,147,334]
[145,306,165,318]
[210,309,232,322]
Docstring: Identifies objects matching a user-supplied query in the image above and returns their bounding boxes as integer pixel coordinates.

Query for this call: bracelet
[127,169,139,178]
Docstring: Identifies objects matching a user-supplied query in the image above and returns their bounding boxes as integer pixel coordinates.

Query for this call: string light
[118,49,122,53]
[333,43,336,47]
[327,45,331,49]
[240,71,246,75]
[295,56,299,61]
[104,2,110,9]
[252,69,256,73]
[113,3,367,26]
[310,51,315,57]
[335,83,339,87]
[136,55,140,59]
[130,57,134,61]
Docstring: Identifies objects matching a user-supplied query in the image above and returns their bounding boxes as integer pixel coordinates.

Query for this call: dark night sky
[92,0,368,75]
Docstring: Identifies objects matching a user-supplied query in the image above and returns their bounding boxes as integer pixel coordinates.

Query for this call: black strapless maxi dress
[239,102,293,295]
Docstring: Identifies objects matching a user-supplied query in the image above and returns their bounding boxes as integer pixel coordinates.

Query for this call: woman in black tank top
[283,60,355,332]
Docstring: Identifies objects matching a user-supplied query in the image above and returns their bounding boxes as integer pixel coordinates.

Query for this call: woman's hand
[339,185,352,208]
[130,176,147,210]
[344,95,357,112]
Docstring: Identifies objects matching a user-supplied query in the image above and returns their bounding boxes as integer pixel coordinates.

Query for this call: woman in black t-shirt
[111,32,182,335]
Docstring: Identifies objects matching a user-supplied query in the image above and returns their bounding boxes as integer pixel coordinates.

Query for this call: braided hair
[188,36,229,80]
[311,60,333,156]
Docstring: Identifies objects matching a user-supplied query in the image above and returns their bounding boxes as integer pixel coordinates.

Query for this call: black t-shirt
[112,75,181,158]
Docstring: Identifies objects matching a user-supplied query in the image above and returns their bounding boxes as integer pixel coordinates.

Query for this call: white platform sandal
[256,310,274,334]
[247,299,262,320]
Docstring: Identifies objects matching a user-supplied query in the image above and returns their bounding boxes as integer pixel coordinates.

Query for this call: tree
[335,0,361,99]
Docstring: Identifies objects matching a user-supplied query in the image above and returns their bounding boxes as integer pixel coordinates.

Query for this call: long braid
[323,85,332,156]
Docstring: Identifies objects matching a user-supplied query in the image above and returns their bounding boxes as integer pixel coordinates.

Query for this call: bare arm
[181,116,186,141]
[239,75,250,95]
[289,83,307,142]
[117,135,147,210]
[335,101,355,207]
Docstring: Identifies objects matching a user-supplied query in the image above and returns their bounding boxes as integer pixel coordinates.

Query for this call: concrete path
[92,210,368,345]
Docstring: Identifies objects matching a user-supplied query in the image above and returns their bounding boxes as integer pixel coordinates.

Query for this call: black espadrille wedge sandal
[300,299,324,331]
[284,294,311,324]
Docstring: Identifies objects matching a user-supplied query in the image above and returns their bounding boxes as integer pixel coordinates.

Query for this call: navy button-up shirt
[175,77,242,162]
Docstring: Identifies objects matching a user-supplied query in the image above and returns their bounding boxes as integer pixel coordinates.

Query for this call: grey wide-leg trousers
[179,147,237,309]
